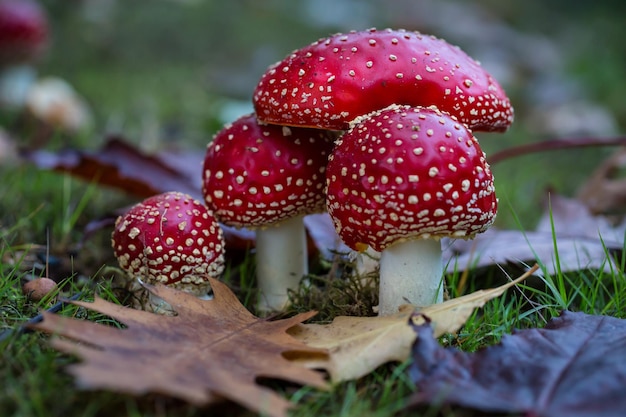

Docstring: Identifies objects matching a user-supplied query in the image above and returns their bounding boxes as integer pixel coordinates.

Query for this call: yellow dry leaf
[289,265,537,383]
[287,308,416,383]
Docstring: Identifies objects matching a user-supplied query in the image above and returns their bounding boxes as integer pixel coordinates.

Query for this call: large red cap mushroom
[202,113,335,311]
[326,104,497,315]
[253,28,513,132]
[112,191,225,307]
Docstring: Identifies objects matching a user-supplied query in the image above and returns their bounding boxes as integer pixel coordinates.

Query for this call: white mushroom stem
[255,214,307,311]
[352,246,381,277]
[378,239,444,316]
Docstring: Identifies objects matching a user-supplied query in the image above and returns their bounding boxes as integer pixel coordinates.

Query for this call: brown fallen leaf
[29,278,328,417]
[23,136,203,199]
[288,265,537,383]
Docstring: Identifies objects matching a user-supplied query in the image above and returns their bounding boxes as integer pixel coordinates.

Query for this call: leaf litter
[27,260,536,415]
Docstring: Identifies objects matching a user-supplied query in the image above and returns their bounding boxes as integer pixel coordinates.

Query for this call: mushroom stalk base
[378,239,444,316]
[256,215,307,311]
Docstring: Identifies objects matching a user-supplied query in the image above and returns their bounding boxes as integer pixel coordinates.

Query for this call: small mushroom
[111,191,225,312]
[202,113,335,311]
[326,105,497,316]
[22,277,57,301]
[0,0,48,109]
[253,28,513,132]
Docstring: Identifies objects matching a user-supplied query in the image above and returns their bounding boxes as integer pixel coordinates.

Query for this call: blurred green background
[32,0,626,228]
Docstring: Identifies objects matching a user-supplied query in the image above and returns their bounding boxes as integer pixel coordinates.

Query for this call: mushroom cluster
[246,28,513,314]
[113,27,513,316]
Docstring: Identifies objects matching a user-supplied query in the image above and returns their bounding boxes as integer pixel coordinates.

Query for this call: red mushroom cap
[0,0,48,66]
[202,113,335,228]
[254,28,513,132]
[326,104,497,252]
[112,191,225,292]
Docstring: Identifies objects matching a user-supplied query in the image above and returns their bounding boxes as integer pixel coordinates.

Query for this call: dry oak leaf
[288,265,537,383]
[29,278,328,417]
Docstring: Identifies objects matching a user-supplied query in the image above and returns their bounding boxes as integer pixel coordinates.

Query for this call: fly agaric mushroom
[112,191,225,311]
[202,113,335,311]
[326,105,497,316]
[253,28,513,132]
[0,0,48,109]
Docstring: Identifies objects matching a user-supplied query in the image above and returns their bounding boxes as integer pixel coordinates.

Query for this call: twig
[488,136,626,165]
[0,292,83,342]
